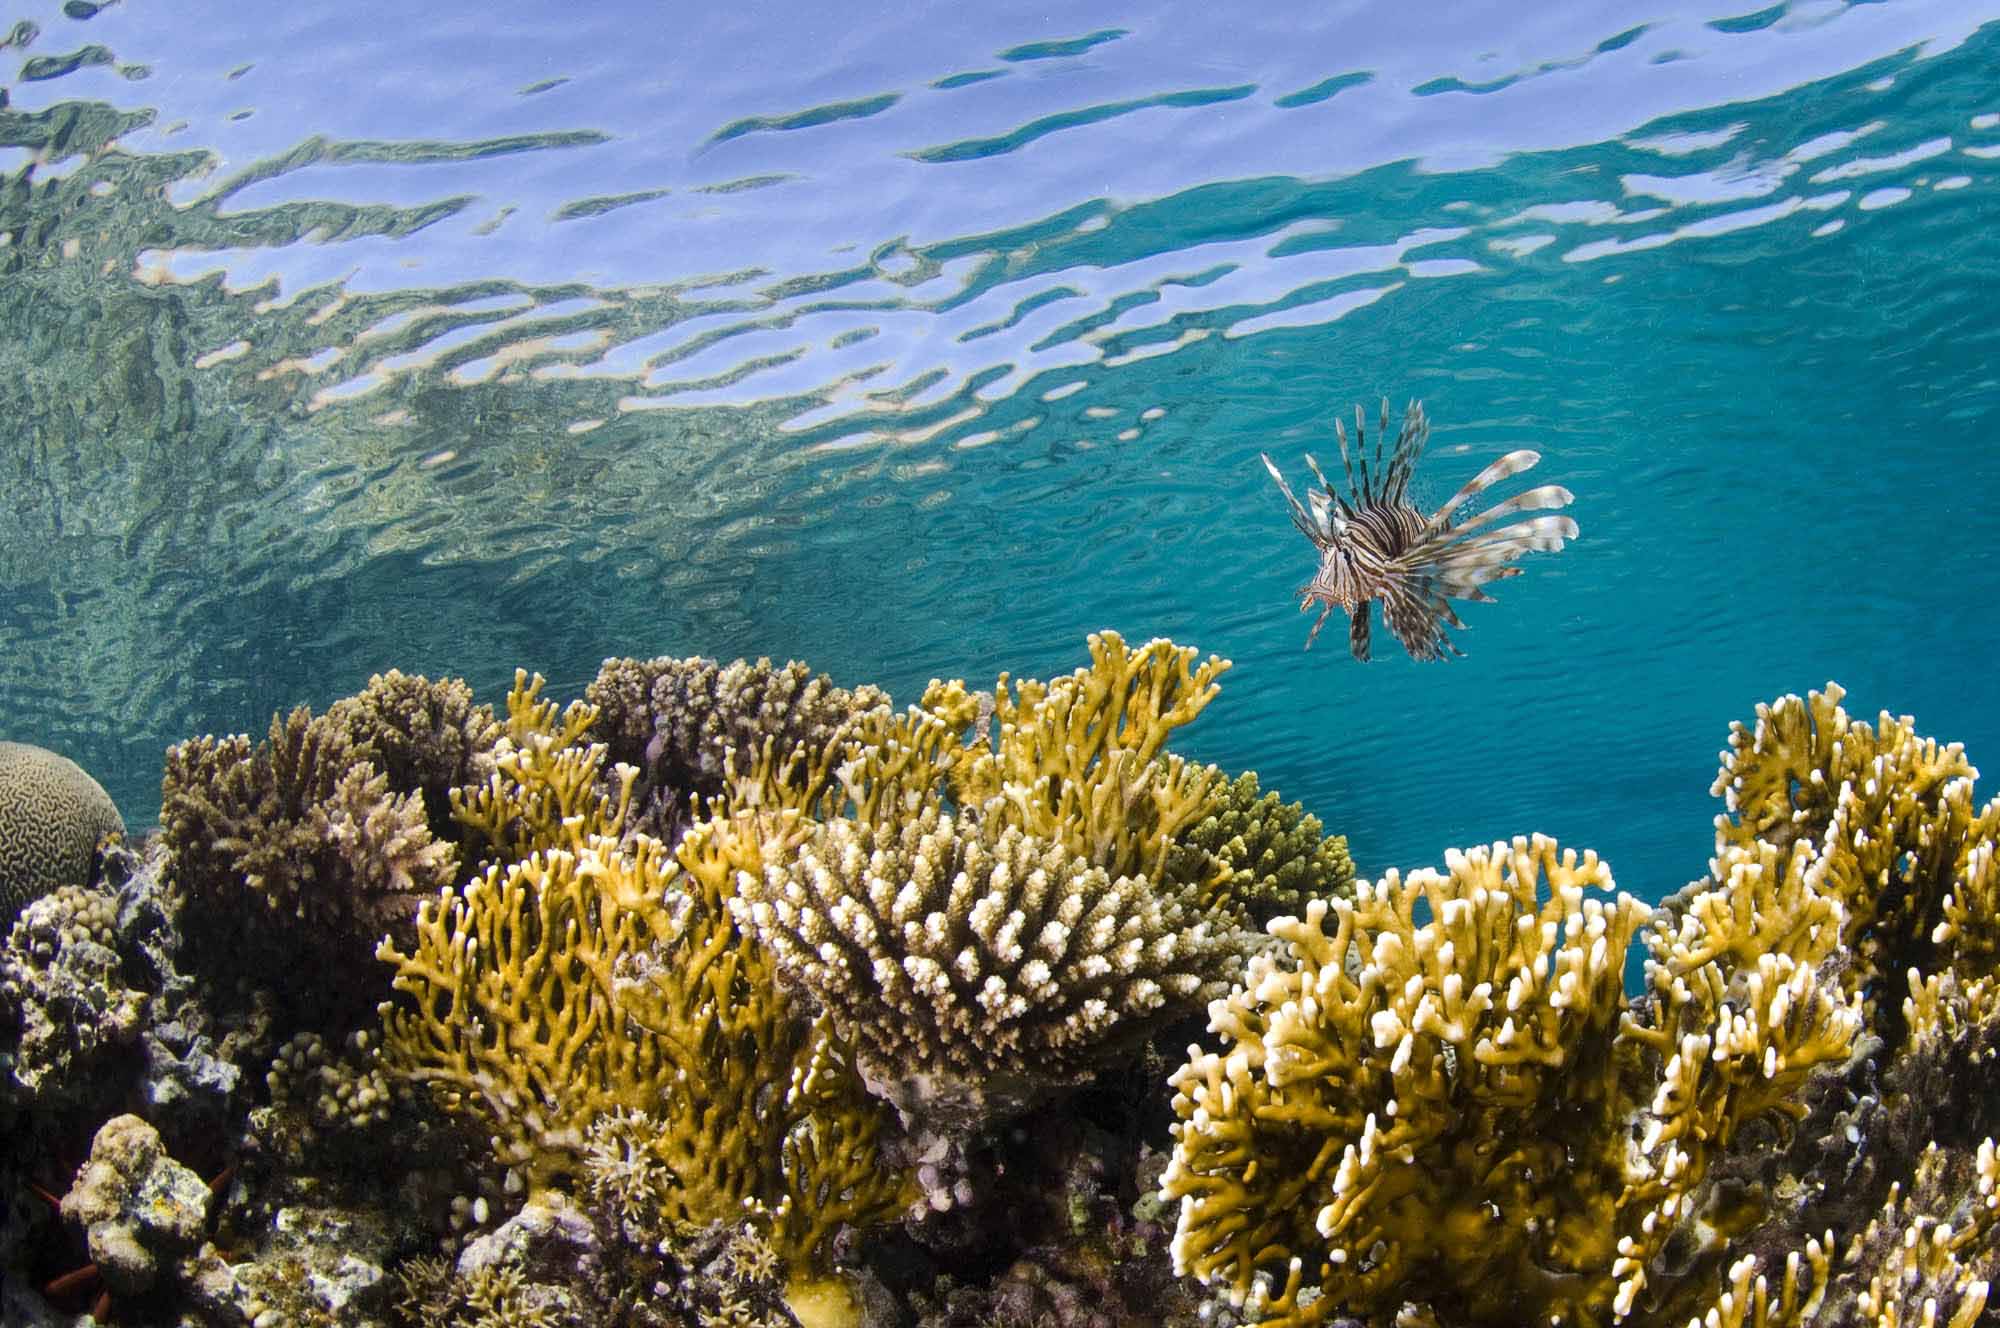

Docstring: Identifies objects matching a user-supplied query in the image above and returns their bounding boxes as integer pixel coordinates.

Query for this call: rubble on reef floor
[2,647,1996,1326]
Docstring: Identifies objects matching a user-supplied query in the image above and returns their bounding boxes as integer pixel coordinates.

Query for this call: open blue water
[2,0,1996,911]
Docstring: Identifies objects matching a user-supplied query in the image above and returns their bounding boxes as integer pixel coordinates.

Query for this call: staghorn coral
[1164,770,1355,925]
[377,672,905,1282]
[0,739,124,926]
[921,630,1231,886]
[1161,683,2000,1328]
[730,803,1255,1135]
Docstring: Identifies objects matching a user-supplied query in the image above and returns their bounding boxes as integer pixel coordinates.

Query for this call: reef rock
[59,1112,211,1296]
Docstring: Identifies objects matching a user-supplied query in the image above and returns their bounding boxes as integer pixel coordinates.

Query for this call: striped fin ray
[1332,414,1361,502]
[1364,401,1388,503]
[1423,449,1545,535]
[1303,453,1344,529]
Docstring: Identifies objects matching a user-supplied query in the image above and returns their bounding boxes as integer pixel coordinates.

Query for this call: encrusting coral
[0,739,125,926]
[375,671,907,1284]
[1159,682,2000,1327]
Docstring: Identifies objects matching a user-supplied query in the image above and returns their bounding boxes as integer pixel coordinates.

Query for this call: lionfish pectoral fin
[1435,484,1575,541]
[1424,449,1545,534]
[1381,579,1451,661]
[1347,601,1372,661]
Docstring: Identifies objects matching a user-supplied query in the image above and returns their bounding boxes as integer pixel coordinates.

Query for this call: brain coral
[0,740,124,925]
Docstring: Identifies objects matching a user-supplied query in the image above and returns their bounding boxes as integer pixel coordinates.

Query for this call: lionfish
[1261,399,1578,661]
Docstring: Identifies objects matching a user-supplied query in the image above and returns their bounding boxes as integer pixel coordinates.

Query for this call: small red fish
[1261,399,1577,661]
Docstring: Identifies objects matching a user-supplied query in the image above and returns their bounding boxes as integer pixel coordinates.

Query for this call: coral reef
[18,642,2000,1328]
[1160,683,2000,1327]
[0,739,124,925]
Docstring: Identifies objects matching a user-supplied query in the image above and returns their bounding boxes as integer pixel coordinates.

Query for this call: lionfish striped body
[1261,399,1578,661]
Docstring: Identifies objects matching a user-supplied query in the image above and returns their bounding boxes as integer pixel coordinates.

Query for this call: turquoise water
[2,0,1997,909]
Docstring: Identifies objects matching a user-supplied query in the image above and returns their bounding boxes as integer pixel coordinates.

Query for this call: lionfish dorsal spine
[1260,452,1318,540]
[1371,399,1392,500]
[1332,415,1360,498]
[1385,399,1428,506]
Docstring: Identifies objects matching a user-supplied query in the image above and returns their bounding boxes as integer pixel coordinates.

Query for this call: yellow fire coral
[376,672,904,1274]
[922,630,1231,885]
[1165,836,1656,1324]
[1161,682,2000,1327]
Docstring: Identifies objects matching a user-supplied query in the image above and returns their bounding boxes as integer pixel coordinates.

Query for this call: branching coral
[159,671,495,1019]
[1164,771,1354,925]
[1161,683,2000,1328]
[1164,836,1665,1325]
[922,630,1231,885]
[1710,682,2000,1026]
[323,669,502,837]
[451,669,634,866]
[162,710,455,1014]
[731,803,1254,1132]
[377,673,905,1276]
[584,653,891,843]
[1165,826,1866,1325]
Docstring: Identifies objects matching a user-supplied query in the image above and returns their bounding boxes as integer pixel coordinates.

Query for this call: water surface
[3,0,1997,906]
